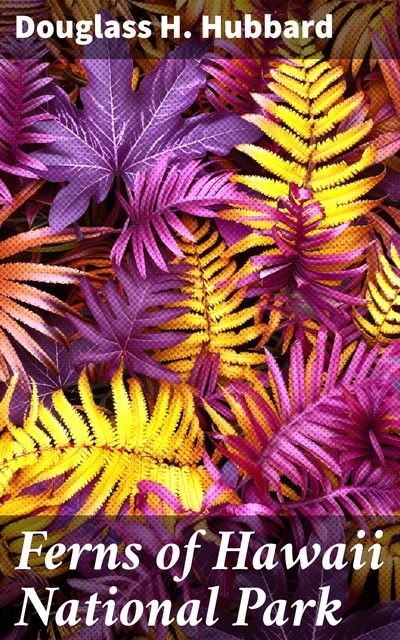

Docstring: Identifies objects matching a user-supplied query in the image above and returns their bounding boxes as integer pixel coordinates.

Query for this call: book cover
[0,0,399,637]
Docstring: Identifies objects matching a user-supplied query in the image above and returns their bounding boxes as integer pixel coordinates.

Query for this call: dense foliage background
[1,0,400,638]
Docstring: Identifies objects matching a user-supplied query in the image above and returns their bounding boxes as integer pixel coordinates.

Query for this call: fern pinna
[0,4,400,638]
[0,37,54,203]
[112,156,241,277]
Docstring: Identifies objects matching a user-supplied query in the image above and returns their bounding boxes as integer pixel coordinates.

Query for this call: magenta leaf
[213,331,400,512]
[0,317,83,424]
[0,37,55,188]
[239,185,367,333]
[327,603,400,640]
[112,155,241,276]
[69,257,190,382]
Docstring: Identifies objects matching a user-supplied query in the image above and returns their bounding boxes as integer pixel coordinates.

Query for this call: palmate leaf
[29,11,258,232]
[153,217,266,381]
[0,318,82,426]
[70,256,190,383]
[225,38,381,229]
[0,226,103,387]
[355,241,400,344]
[112,155,240,277]
[0,367,213,516]
[206,329,400,508]
[45,0,171,78]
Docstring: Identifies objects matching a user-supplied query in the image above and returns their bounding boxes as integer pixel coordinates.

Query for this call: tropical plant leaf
[70,256,190,383]
[232,185,369,349]
[0,317,82,426]
[0,37,55,204]
[346,518,400,603]
[225,38,382,228]
[185,526,400,640]
[0,226,103,387]
[51,235,115,289]
[0,178,46,225]
[201,31,274,113]
[355,241,400,344]
[188,350,236,424]
[309,0,397,76]
[338,377,400,475]
[203,54,267,114]
[29,12,258,231]
[199,2,300,113]
[112,155,241,277]
[153,216,266,381]
[284,468,400,525]
[0,367,214,516]
[206,330,400,507]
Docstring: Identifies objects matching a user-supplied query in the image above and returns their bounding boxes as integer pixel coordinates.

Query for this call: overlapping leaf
[0,38,55,203]
[355,241,400,344]
[112,155,241,276]
[153,216,266,381]
[310,0,397,76]
[30,12,258,231]
[70,257,190,383]
[225,38,382,229]
[0,227,102,387]
[207,330,400,509]
[0,367,212,516]
[232,185,369,348]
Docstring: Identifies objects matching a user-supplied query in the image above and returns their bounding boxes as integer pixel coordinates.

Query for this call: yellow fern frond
[154,217,266,380]
[228,39,381,229]
[0,368,229,517]
[347,518,400,602]
[355,243,400,344]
